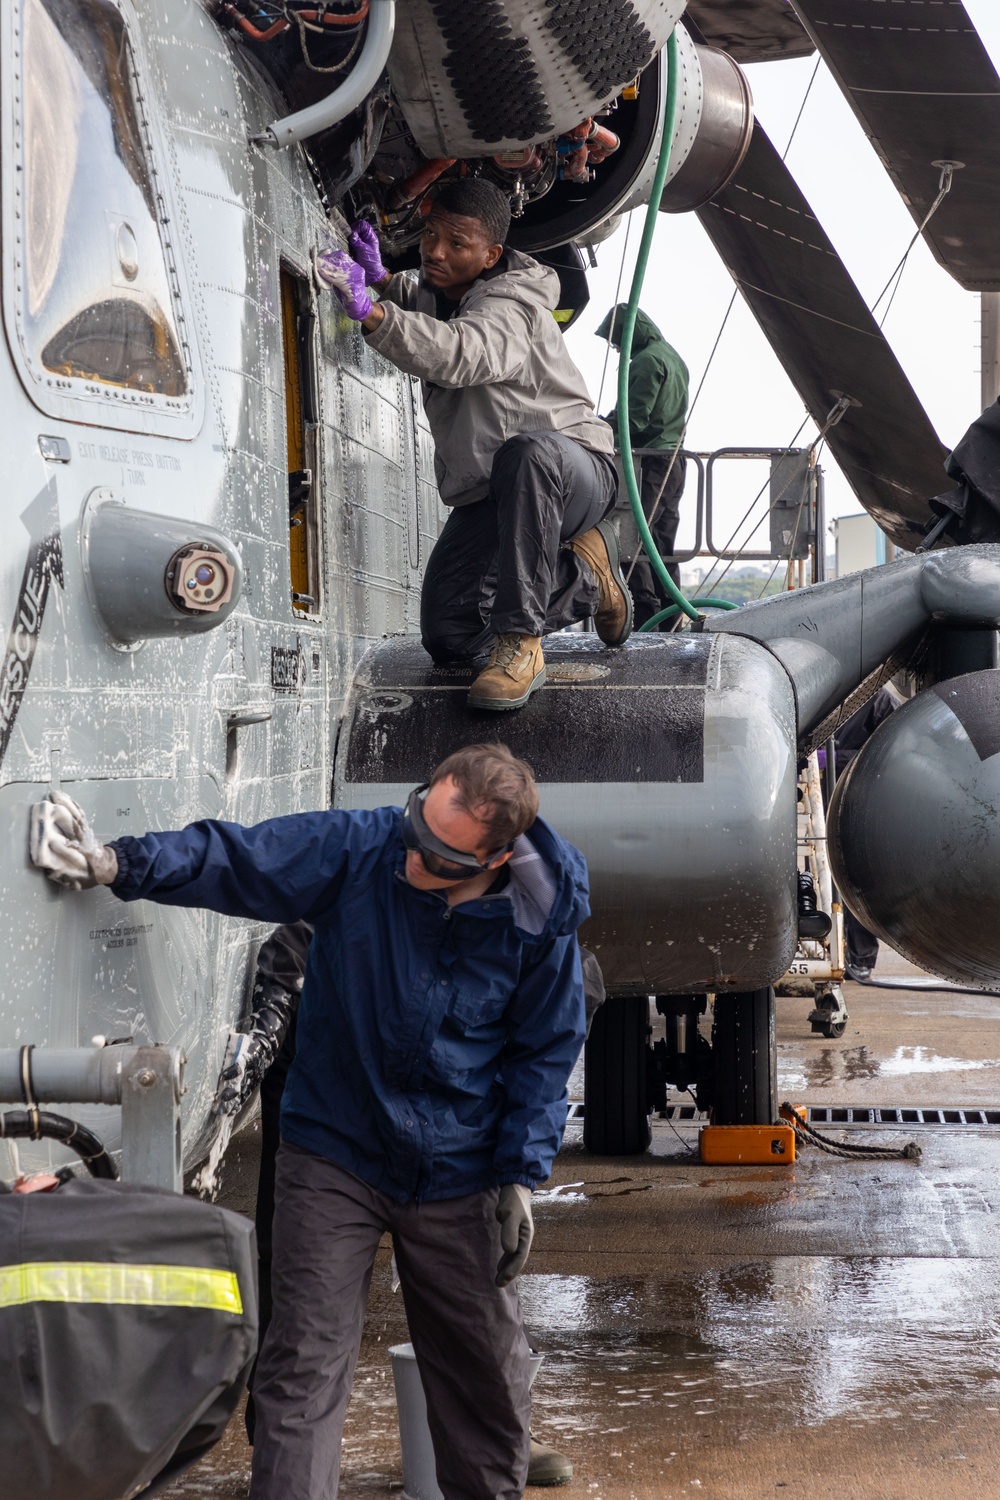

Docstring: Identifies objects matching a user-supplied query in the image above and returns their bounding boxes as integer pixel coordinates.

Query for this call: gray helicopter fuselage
[7,0,1000,1182]
[0,0,434,1170]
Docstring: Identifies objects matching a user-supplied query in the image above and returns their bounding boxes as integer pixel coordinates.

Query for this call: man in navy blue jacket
[30,743,588,1500]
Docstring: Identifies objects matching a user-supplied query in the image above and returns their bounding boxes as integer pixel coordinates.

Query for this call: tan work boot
[570,518,633,646]
[528,1436,573,1486]
[468,634,546,711]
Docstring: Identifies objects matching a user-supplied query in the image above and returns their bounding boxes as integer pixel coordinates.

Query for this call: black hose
[854,975,999,996]
[0,1110,118,1179]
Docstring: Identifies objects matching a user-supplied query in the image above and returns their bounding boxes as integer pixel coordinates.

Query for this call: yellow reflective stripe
[0,1262,242,1314]
[552,309,574,323]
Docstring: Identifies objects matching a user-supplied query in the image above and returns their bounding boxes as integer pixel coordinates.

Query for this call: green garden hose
[637,598,738,632]
[618,30,738,631]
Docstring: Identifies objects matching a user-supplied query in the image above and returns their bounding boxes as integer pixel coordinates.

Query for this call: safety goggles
[402,784,513,881]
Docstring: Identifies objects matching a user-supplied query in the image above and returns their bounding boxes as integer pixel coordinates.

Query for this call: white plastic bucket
[388,1342,543,1500]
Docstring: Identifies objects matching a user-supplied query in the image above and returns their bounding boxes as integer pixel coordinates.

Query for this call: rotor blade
[790,0,1000,292]
[695,121,950,548]
[683,0,815,64]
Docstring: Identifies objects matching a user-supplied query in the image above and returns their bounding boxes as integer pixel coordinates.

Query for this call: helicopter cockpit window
[13,0,189,399]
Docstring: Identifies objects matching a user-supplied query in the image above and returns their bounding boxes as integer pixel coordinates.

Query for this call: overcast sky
[565,8,999,561]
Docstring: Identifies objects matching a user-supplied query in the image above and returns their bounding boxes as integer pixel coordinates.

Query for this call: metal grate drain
[566,1103,1000,1127]
[807,1105,1000,1128]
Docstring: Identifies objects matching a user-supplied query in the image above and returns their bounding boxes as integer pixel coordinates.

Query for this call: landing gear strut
[583,988,779,1154]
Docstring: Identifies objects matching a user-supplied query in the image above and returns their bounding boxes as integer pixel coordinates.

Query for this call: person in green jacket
[597,304,689,627]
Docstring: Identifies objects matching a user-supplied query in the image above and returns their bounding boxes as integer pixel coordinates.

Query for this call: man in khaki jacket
[317,178,632,710]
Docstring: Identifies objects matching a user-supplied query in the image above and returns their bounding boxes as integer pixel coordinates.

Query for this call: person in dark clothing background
[596,304,689,628]
[827,687,899,980]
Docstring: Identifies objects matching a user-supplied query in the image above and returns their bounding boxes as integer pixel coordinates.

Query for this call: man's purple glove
[314,245,372,321]
[349,220,389,285]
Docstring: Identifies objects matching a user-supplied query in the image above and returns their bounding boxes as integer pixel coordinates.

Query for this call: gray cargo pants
[249,1142,532,1500]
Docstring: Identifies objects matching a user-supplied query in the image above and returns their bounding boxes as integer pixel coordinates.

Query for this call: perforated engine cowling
[429,2,552,144]
[543,0,657,102]
[387,0,686,158]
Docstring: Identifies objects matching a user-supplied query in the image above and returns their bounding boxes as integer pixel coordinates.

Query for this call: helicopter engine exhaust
[387,0,688,159]
[384,5,754,252]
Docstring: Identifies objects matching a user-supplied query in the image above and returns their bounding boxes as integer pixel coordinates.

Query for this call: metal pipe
[224,3,370,42]
[0,1046,185,1192]
[803,751,833,915]
[824,735,838,806]
[223,5,288,42]
[814,464,826,582]
[0,1047,183,1111]
[830,903,845,976]
[389,157,456,209]
[255,0,395,148]
[0,1047,136,1105]
[298,5,370,24]
[982,292,1000,409]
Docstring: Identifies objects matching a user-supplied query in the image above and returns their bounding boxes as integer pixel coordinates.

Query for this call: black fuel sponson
[342,631,710,787]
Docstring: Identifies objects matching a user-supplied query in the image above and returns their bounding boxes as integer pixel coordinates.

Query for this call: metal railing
[614,446,825,571]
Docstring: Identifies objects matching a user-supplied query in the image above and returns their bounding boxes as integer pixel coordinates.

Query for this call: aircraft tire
[711,988,777,1125]
[583,996,653,1155]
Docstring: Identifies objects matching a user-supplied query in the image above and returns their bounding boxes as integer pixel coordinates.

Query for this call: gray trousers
[249,1143,532,1500]
[420,431,617,663]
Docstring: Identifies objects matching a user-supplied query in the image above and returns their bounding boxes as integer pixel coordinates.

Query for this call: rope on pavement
[779,1103,922,1162]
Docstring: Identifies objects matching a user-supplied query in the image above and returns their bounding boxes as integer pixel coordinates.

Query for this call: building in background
[833,512,890,577]
[679,563,782,604]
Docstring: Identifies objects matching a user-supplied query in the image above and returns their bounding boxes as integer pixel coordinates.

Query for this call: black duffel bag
[1,1176,257,1499]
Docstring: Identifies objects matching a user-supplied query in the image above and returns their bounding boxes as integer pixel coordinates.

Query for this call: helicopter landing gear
[583,987,780,1155]
[710,988,778,1124]
[650,987,780,1128]
[583,996,653,1156]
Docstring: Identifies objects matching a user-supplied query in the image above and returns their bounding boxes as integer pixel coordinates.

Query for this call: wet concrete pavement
[162,957,1000,1499]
